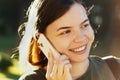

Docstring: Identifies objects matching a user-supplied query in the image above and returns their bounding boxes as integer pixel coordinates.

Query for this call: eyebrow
[81,19,89,25]
[57,19,89,32]
[57,26,71,32]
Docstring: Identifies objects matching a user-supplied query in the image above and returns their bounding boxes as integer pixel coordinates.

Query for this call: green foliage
[0,52,13,71]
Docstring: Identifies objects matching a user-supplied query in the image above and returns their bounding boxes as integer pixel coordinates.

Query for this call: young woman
[18,0,120,80]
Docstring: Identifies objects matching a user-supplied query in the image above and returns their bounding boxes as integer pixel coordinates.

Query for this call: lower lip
[70,46,87,55]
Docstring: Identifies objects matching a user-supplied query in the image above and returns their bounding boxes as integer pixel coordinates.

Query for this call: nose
[73,30,86,43]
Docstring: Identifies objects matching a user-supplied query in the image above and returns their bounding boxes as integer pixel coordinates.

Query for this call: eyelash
[58,23,90,35]
[59,30,71,35]
[81,23,90,29]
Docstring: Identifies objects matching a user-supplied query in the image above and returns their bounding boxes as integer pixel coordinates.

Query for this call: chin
[69,51,89,63]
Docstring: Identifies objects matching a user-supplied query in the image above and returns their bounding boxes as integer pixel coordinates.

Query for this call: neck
[70,58,89,80]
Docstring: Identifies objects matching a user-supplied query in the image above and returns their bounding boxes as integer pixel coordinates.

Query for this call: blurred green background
[0,0,120,80]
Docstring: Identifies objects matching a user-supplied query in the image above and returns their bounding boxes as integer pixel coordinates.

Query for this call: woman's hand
[46,52,72,80]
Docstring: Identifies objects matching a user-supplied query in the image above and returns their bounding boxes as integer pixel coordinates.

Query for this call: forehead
[47,3,88,30]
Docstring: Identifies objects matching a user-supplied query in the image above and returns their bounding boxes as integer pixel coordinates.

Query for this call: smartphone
[38,33,60,59]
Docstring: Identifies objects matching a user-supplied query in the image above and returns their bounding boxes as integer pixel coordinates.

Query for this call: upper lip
[69,44,87,51]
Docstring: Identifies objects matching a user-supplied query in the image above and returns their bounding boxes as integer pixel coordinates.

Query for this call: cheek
[85,29,94,46]
[86,29,95,44]
[51,38,71,53]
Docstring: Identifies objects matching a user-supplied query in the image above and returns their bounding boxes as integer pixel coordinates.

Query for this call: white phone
[38,33,60,59]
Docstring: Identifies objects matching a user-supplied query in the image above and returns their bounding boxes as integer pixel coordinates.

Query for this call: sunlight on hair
[87,5,94,15]
[93,40,99,49]
[19,0,41,71]
[94,24,100,34]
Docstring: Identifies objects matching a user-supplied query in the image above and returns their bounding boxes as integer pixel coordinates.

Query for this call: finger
[58,55,71,76]
[59,55,72,69]
[50,56,69,79]
[46,51,54,79]
[60,55,69,60]
[50,61,58,79]
[57,61,64,77]
[58,60,70,76]
[62,56,72,75]
[63,65,72,80]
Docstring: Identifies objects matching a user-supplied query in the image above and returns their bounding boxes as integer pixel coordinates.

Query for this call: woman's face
[45,3,94,62]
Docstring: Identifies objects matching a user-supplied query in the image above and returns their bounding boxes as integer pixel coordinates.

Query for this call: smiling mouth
[69,45,87,54]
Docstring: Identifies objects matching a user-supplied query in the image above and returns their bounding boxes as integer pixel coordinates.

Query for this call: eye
[59,30,71,35]
[81,23,90,29]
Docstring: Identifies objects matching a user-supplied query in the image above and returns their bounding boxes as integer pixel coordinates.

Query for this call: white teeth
[73,46,86,52]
